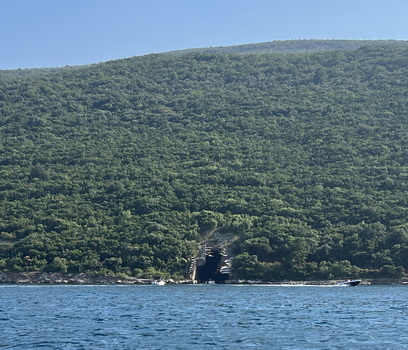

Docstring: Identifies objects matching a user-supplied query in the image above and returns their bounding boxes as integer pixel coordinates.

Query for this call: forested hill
[1,44,408,281]
[169,39,408,55]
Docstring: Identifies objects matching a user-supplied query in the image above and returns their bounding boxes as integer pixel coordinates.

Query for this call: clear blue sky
[1,0,408,70]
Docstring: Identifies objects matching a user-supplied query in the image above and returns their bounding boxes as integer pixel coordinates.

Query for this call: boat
[152,280,166,286]
[338,279,361,287]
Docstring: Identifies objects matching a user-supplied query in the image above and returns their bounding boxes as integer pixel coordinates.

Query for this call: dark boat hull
[339,279,361,287]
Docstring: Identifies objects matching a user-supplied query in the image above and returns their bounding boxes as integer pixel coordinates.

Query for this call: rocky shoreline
[0,272,170,285]
[1,272,408,285]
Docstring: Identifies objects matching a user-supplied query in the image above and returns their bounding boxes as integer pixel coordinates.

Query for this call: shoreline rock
[1,272,407,285]
[0,272,156,285]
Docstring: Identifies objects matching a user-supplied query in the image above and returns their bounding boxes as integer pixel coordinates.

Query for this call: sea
[1,284,408,349]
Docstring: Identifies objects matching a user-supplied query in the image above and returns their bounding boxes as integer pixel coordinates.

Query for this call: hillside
[169,39,408,55]
[1,42,408,281]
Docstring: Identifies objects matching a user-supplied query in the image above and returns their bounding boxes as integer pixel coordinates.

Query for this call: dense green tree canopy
[1,41,408,280]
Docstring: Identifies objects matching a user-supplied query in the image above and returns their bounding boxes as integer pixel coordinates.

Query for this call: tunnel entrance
[193,246,231,284]
[187,230,237,284]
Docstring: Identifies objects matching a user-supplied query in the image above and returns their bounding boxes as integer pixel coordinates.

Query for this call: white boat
[338,279,361,287]
[152,280,166,286]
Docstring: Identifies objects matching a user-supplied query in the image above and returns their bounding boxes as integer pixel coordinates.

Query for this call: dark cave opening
[195,249,229,284]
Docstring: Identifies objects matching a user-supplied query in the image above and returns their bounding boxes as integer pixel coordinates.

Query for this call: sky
[1,0,408,70]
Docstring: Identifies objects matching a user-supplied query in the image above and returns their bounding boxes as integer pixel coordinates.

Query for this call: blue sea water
[1,284,408,349]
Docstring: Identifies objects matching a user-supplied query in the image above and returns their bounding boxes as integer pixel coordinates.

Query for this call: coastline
[0,272,159,285]
[1,272,407,285]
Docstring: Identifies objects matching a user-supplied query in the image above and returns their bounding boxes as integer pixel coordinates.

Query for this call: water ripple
[1,284,408,349]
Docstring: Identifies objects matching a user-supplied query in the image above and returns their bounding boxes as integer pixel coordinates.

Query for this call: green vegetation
[169,39,408,55]
[2,41,408,280]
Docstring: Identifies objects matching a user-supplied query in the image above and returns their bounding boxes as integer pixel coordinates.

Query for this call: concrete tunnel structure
[187,245,233,284]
